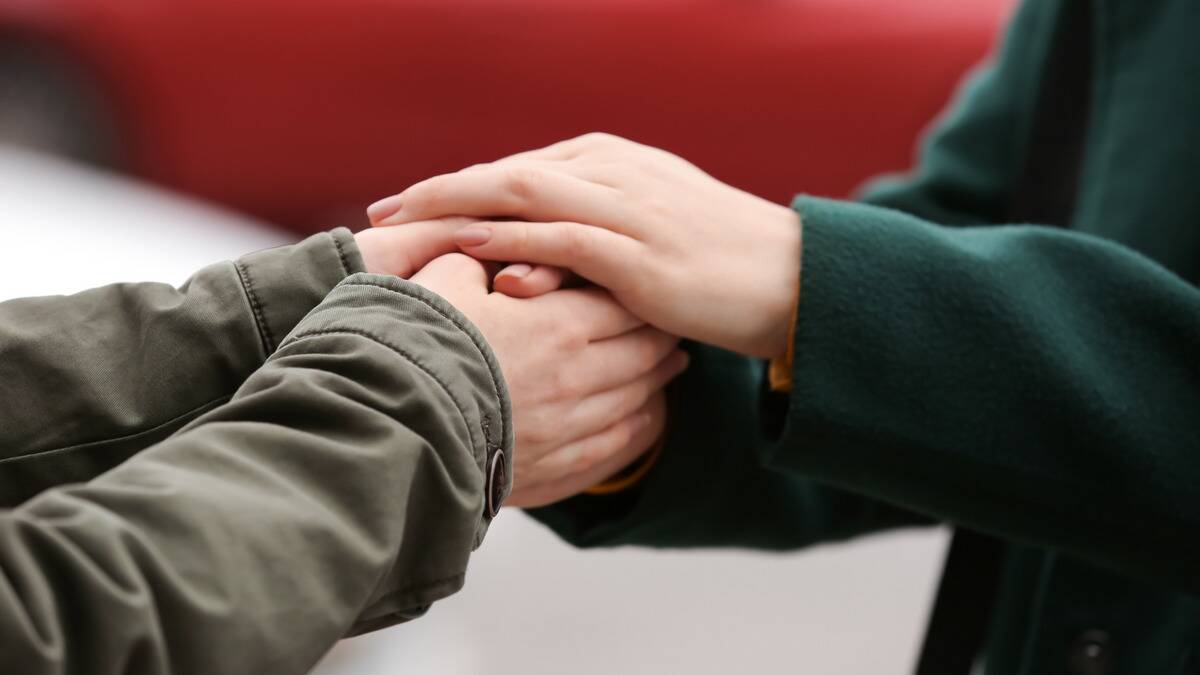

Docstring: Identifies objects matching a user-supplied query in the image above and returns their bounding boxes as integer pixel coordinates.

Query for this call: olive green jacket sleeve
[0,229,359,506]
[0,272,514,674]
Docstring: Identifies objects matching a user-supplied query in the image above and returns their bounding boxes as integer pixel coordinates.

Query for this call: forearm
[0,229,362,505]
[0,272,512,674]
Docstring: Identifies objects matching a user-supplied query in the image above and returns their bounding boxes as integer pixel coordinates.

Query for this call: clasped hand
[357,133,803,507]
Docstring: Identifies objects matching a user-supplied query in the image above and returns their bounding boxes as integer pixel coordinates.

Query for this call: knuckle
[503,166,542,203]
[640,333,668,367]
[521,428,551,447]
[552,369,584,400]
[561,225,593,262]
[582,131,618,147]
[519,412,556,446]
[407,179,442,213]
[623,381,653,413]
[571,315,599,347]
[571,442,609,474]
[612,418,638,448]
[643,195,674,220]
[513,222,533,254]
[443,215,476,228]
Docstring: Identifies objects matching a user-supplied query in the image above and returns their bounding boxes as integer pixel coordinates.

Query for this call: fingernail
[455,227,493,246]
[366,194,405,222]
[499,263,532,279]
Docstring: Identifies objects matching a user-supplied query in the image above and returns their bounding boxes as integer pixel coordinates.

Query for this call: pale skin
[353,228,684,507]
[367,132,803,360]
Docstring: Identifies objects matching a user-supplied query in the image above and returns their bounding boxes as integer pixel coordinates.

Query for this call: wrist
[756,205,803,359]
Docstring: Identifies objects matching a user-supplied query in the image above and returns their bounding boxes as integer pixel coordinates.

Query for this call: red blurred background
[0,0,1015,234]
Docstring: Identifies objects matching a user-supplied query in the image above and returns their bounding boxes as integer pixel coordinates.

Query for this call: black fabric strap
[914,530,1006,675]
[914,1,1093,673]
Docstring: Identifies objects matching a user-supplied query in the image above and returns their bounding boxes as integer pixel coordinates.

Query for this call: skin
[367,132,803,359]
[355,226,682,507]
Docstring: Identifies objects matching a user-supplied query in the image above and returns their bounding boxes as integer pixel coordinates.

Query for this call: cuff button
[486,450,507,519]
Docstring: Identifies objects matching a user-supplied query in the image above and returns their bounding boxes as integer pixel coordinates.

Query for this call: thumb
[354,217,477,278]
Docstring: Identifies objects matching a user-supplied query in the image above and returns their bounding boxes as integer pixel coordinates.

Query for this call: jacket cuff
[280,272,514,540]
[234,228,365,356]
[772,194,957,480]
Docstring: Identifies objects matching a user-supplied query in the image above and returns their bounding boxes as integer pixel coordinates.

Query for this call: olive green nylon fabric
[0,229,356,504]
[0,231,513,673]
[532,0,1200,670]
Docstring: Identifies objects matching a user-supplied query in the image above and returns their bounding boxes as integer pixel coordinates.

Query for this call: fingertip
[666,349,691,377]
[493,269,545,298]
[494,264,567,298]
[366,193,405,224]
[676,349,691,370]
[500,263,534,280]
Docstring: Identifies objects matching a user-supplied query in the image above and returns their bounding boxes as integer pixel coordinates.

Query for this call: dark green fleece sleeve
[0,273,513,674]
[0,229,362,506]
[779,195,1200,591]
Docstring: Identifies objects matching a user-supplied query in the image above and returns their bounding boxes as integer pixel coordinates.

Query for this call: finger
[535,286,644,340]
[559,348,688,443]
[366,193,406,225]
[507,394,666,508]
[355,217,477,277]
[408,252,491,301]
[567,327,682,395]
[382,165,638,234]
[455,220,643,292]
[467,158,623,190]
[492,264,570,298]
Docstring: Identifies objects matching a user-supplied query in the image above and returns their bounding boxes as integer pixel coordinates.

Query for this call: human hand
[353,217,471,278]
[357,216,572,298]
[408,253,685,508]
[368,133,802,358]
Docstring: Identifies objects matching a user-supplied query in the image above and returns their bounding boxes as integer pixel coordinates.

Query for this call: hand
[408,254,686,508]
[368,133,803,358]
[353,217,471,278]
[357,217,571,298]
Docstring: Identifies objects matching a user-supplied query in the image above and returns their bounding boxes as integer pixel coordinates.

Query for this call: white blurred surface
[0,147,949,675]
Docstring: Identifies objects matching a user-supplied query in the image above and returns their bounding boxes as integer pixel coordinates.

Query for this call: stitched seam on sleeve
[0,395,232,464]
[331,233,352,278]
[337,281,506,446]
[234,260,276,354]
[286,328,478,452]
[352,572,466,629]
[390,571,465,595]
